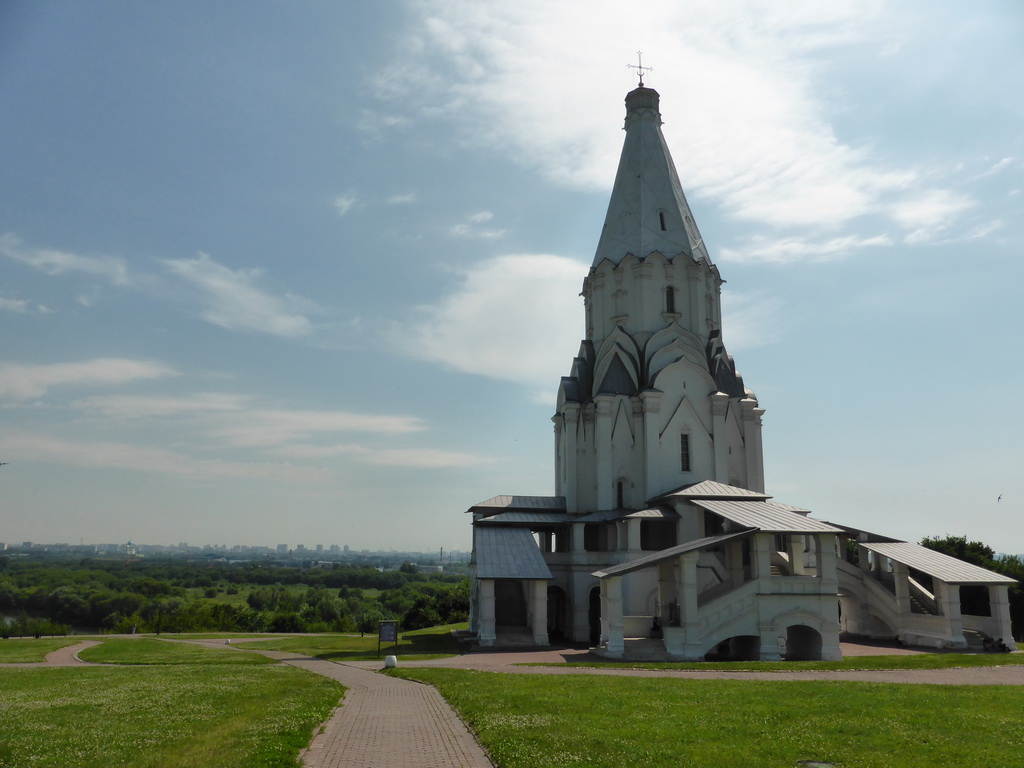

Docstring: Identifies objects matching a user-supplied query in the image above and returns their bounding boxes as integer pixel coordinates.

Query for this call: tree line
[0,556,468,637]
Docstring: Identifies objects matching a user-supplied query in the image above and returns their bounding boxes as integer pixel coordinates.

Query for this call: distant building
[467,82,1016,660]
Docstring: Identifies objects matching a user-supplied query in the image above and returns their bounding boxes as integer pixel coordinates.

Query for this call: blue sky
[1,1,1022,553]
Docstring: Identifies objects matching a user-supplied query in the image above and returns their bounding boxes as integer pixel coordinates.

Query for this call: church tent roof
[473,526,552,580]
[592,531,751,579]
[692,499,842,534]
[862,542,1017,585]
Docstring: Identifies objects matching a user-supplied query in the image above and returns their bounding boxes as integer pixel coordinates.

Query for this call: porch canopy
[474,526,552,580]
[862,542,1017,585]
[690,498,843,534]
[592,531,750,579]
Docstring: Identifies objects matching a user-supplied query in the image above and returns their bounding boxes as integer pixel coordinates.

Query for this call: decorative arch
[593,328,642,397]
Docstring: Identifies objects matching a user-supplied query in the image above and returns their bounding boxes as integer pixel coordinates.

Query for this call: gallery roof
[652,480,771,502]
[862,542,1017,585]
[473,526,553,580]
[467,495,566,516]
[692,499,843,534]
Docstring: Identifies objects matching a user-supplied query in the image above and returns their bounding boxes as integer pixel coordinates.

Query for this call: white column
[935,581,964,646]
[594,395,615,509]
[710,393,730,484]
[531,580,549,646]
[640,390,662,502]
[815,534,838,591]
[753,533,773,582]
[601,577,625,657]
[477,579,496,647]
[626,519,641,553]
[560,404,580,511]
[740,398,766,493]
[990,585,1016,650]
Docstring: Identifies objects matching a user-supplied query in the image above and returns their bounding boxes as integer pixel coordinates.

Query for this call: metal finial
[627,50,653,87]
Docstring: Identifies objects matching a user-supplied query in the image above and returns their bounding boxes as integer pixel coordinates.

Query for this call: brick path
[257,651,493,768]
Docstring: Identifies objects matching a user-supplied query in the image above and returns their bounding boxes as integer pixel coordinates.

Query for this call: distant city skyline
[2,2,1022,552]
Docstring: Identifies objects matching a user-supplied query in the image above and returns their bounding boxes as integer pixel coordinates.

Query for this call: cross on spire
[627,50,653,87]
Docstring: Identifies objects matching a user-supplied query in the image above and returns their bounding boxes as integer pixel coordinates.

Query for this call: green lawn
[0,639,342,768]
[236,622,464,660]
[78,637,275,665]
[393,668,1024,768]
[0,637,81,663]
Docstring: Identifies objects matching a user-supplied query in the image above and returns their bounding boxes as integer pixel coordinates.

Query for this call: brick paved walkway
[257,651,493,768]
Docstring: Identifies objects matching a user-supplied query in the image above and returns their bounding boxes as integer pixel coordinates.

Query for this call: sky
[1,1,1022,554]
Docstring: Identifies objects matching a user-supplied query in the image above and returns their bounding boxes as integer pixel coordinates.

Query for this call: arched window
[665,286,676,314]
[680,434,691,472]
[617,481,625,508]
[658,210,667,231]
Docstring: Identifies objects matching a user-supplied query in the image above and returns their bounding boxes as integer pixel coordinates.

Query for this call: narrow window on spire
[665,286,676,314]
[680,434,691,472]
[658,210,667,231]
[617,481,625,509]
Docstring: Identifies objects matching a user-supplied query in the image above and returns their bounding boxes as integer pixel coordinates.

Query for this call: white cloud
[380,0,980,261]
[401,253,587,390]
[0,430,327,482]
[71,392,250,418]
[972,157,1014,180]
[720,290,786,351]
[162,252,316,338]
[275,443,492,468]
[333,192,359,216]
[449,210,506,239]
[0,298,29,313]
[209,408,426,449]
[721,234,892,264]
[0,358,178,400]
[387,192,418,205]
[0,233,131,285]
[891,189,975,244]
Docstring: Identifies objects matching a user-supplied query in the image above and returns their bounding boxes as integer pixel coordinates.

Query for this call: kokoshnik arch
[466,81,1016,661]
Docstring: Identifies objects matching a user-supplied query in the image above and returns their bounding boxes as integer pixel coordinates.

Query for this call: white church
[466,81,1016,661]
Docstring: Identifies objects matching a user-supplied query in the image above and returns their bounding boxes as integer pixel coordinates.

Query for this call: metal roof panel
[474,527,552,580]
[693,499,842,534]
[863,542,1016,584]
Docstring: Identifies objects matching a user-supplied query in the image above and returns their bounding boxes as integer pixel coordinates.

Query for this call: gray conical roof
[593,87,711,268]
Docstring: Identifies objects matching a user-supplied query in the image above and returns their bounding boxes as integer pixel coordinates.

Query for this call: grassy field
[0,638,81,663]
[543,651,1024,672]
[0,638,342,768]
[236,622,464,660]
[393,668,1024,768]
[78,637,277,665]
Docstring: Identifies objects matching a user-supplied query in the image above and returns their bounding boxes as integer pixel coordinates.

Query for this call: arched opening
[588,586,602,645]
[665,285,676,314]
[546,586,568,641]
[785,625,823,661]
[705,635,760,661]
[494,580,527,627]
